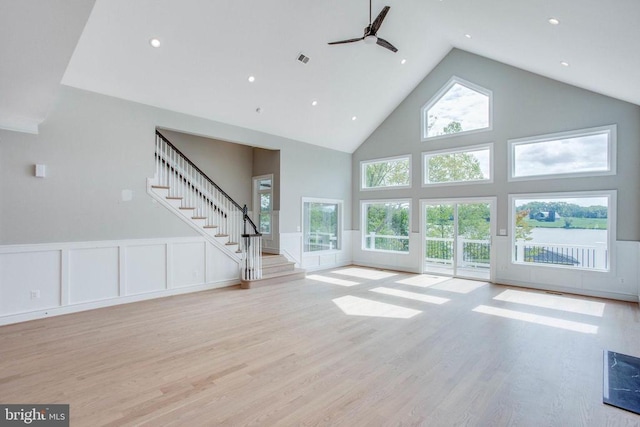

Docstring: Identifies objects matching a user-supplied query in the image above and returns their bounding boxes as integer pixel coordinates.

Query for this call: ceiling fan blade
[376,37,398,52]
[328,37,364,45]
[370,6,390,34]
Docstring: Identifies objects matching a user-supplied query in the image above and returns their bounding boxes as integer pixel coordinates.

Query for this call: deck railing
[424,236,607,271]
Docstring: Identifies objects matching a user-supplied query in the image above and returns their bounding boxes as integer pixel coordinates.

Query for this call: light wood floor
[1,266,640,426]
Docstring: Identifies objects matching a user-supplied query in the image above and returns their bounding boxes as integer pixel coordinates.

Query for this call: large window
[303,198,341,252]
[422,76,492,140]
[509,125,616,181]
[362,200,410,253]
[361,155,411,190]
[510,191,615,271]
[423,144,492,186]
[254,175,272,235]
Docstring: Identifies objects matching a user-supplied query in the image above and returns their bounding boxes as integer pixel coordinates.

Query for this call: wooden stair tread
[179,207,195,210]
[203,225,218,229]
[240,268,305,289]
[166,196,182,200]
[151,185,170,189]
[192,216,207,220]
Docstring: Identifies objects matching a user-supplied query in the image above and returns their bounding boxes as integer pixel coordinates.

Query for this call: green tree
[366,202,409,251]
[425,205,454,239]
[427,152,484,184]
[365,160,409,188]
[515,210,533,241]
[443,120,463,134]
[458,203,490,240]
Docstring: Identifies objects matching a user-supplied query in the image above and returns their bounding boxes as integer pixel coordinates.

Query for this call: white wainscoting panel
[0,237,241,325]
[125,244,167,295]
[0,250,61,315]
[281,231,353,272]
[69,247,119,304]
[208,242,240,282]
[280,232,302,267]
[171,241,206,288]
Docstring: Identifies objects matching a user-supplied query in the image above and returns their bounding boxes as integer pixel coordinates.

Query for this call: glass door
[423,199,494,280]
[424,203,455,276]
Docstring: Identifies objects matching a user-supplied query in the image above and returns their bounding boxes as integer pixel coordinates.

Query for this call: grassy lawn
[525,217,607,229]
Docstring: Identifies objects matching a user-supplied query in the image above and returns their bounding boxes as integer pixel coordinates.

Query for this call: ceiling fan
[328,0,398,53]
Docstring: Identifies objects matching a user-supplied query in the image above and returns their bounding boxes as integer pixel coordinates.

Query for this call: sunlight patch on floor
[332,295,421,319]
[430,278,488,294]
[395,275,450,288]
[307,274,360,287]
[370,287,449,305]
[472,305,598,334]
[494,289,605,317]
[331,267,397,280]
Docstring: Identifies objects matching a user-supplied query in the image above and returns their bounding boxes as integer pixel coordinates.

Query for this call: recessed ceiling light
[149,38,161,48]
[400,59,407,65]
[560,61,570,67]
[548,18,560,25]
[351,116,357,121]
[464,34,472,39]
[311,100,318,106]
[248,76,256,83]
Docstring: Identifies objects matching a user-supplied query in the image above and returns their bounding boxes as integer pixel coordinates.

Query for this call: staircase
[240,254,305,289]
[148,130,304,287]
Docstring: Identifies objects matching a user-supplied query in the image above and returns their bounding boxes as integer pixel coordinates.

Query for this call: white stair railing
[154,131,261,280]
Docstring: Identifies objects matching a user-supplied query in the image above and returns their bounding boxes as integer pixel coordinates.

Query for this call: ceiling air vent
[297,53,310,64]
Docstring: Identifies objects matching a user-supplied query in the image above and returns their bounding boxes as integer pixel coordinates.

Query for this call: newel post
[242,204,248,235]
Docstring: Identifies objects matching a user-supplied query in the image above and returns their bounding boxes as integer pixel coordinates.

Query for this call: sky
[427,83,489,137]
[514,134,609,177]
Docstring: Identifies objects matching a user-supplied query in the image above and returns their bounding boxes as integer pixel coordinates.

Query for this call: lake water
[529,228,607,246]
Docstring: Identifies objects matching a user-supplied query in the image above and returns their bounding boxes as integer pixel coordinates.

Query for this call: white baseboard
[493,279,639,303]
[0,279,238,326]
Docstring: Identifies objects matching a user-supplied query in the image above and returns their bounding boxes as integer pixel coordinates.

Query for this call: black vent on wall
[297,53,310,64]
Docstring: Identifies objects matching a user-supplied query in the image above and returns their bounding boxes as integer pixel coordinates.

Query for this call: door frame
[420,197,497,281]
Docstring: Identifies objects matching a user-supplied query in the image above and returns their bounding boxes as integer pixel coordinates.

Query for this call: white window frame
[508,190,616,273]
[361,199,412,254]
[253,174,273,238]
[421,76,493,141]
[508,124,617,182]
[302,197,343,254]
[360,154,412,191]
[422,143,494,187]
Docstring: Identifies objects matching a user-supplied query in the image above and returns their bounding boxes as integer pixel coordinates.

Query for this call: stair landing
[240,254,305,289]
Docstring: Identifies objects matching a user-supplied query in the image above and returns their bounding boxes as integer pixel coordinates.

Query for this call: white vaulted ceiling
[4,0,640,152]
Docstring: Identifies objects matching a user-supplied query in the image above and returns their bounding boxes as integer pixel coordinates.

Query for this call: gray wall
[353,49,640,240]
[159,129,253,209]
[0,86,352,244]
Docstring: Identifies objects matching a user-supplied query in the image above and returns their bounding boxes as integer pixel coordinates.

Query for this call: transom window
[362,200,410,253]
[422,76,492,140]
[509,125,616,181]
[361,155,411,190]
[423,143,493,186]
[303,198,342,252]
[510,191,615,272]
